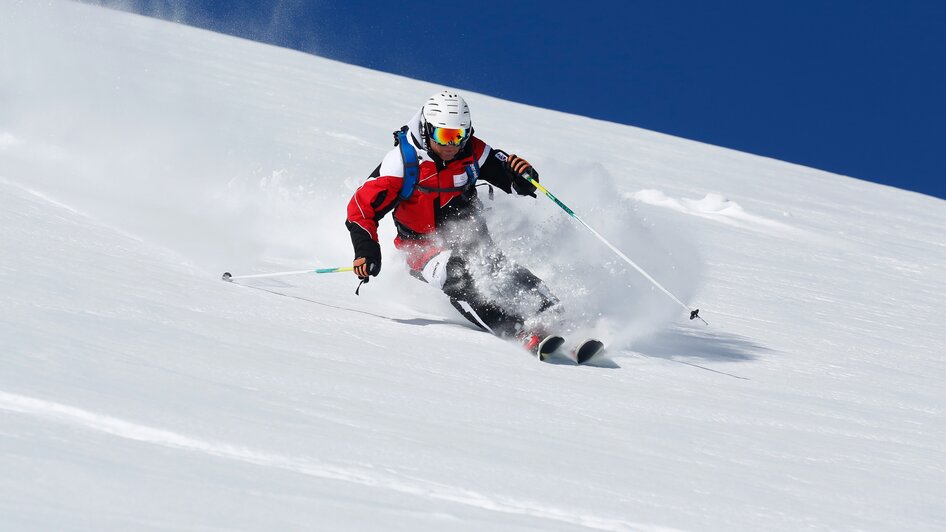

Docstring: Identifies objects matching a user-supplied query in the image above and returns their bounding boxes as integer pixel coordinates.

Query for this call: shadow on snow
[229,280,623,368]
[624,326,778,380]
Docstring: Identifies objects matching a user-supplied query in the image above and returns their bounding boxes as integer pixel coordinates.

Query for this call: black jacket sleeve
[478,148,538,197]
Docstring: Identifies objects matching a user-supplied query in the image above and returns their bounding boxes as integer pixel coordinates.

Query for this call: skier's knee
[419,250,452,290]
[441,255,475,297]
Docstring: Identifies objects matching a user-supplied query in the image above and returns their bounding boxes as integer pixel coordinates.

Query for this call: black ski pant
[436,249,560,338]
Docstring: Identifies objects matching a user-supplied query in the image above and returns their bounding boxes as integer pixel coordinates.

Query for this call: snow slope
[2,1,945,530]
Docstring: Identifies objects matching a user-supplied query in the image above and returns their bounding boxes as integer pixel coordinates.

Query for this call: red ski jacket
[346,111,537,271]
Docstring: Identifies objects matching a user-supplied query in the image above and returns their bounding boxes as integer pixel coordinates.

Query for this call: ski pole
[521,171,706,324]
[221,266,353,282]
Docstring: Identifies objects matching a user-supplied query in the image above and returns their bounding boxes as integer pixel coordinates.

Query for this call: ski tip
[575,339,606,364]
[518,333,565,361]
[221,272,232,282]
[536,335,566,361]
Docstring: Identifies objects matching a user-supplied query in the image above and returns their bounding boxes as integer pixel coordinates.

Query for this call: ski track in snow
[0,391,669,532]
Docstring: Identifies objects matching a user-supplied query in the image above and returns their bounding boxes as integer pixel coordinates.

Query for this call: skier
[345,90,564,354]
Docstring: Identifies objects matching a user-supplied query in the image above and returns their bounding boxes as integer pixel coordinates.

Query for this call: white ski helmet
[422,90,472,129]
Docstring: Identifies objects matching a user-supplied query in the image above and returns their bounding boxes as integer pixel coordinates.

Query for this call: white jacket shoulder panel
[379,147,405,178]
[476,140,492,166]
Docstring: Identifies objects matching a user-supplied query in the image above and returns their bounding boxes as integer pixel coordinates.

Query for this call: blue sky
[96,0,945,200]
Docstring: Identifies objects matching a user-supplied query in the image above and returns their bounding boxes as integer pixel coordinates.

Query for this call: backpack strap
[466,157,480,187]
[416,157,480,194]
[394,126,419,200]
[393,125,480,198]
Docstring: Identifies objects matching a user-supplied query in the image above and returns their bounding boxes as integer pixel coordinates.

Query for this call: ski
[520,334,605,365]
[520,333,566,361]
[536,335,566,361]
[574,339,606,365]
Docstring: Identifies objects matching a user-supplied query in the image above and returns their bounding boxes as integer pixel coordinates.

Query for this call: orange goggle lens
[429,127,469,146]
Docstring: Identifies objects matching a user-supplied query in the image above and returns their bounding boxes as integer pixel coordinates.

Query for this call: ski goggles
[428,126,470,147]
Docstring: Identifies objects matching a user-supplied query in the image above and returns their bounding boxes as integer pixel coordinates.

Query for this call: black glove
[506,154,538,197]
[353,256,380,279]
[346,221,382,279]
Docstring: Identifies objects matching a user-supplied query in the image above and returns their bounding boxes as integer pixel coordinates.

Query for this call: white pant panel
[456,299,494,334]
[421,250,452,290]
